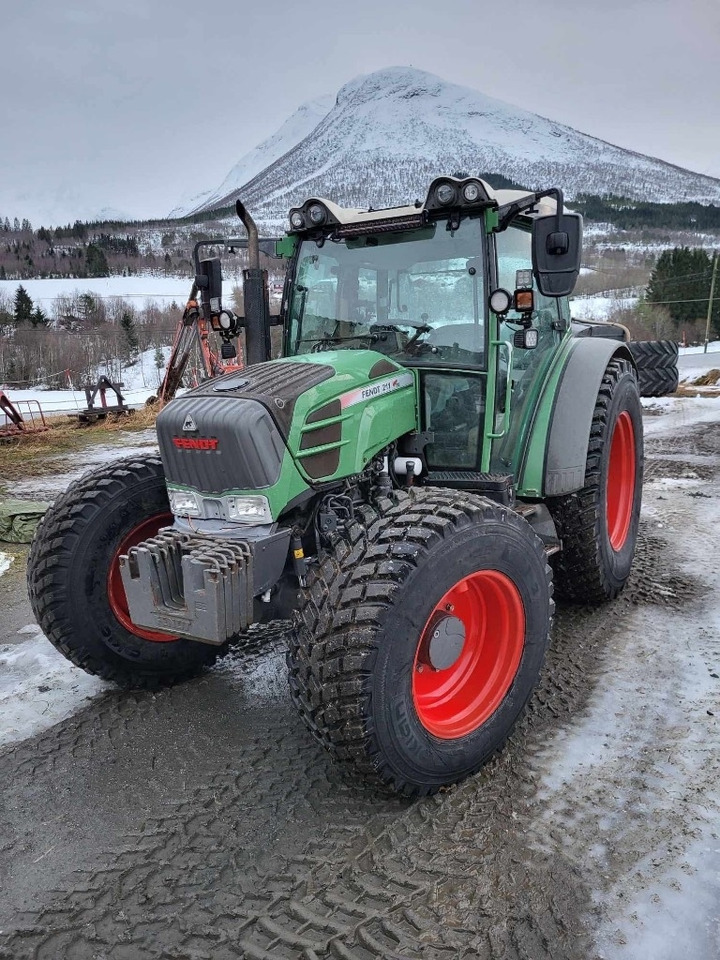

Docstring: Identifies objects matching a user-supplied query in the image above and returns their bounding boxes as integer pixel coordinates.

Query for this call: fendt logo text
[172,437,219,451]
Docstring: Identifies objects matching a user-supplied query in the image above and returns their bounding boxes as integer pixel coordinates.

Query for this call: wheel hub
[421,614,466,671]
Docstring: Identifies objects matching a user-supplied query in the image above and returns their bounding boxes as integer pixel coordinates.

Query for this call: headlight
[225,495,273,524]
[308,203,327,225]
[168,489,202,517]
[435,183,456,206]
[462,181,482,203]
[289,211,305,230]
[489,289,512,315]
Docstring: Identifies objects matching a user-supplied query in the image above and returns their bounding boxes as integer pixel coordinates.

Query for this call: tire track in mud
[1,423,714,960]
[0,596,631,959]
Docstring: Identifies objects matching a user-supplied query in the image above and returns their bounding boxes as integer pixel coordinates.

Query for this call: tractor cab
[280,177,581,482]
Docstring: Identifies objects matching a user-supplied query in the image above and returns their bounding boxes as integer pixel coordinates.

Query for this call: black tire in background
[628,339,679,397]
[548,358,643,603]
[27,456,230,688]
[288,489,554,797]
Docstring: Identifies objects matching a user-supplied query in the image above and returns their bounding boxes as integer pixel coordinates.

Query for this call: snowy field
[571,294,639,320]
[0,275,193,310]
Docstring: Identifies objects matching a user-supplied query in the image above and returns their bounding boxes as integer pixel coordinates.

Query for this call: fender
[517,337,635,498]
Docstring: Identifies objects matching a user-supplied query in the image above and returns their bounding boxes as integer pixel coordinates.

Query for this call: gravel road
[0,407,718,960]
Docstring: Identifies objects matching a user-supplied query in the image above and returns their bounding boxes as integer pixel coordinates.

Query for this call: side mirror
[531,213,582,297]
[196,257,223,318]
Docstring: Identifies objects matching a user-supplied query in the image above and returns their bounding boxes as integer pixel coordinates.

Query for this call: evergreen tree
[85,243,109,277]
[13,285,34,324]
[154,346,166,384]
[120,310,139,359]
[30,305,49,327]
[645,247,719,330]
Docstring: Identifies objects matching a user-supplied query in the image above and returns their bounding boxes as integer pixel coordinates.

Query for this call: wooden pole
[704,252,718,354]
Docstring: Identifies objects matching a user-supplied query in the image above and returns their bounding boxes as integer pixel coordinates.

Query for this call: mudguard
[522,338,635,498]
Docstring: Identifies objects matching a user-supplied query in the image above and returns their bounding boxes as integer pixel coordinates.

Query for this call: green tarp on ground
[0,500,50,543]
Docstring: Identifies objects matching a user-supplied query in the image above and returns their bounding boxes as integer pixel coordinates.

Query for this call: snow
[175,66,720,228]
[643,395,720,436]
[679,341,720,356]
[2,347,172,413]
[0,627,107,750]
[533,395,720,959]
[0,552,12,578]
[0,275,192,310]
[570,295,639,320]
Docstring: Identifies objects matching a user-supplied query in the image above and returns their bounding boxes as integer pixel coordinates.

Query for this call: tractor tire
[628,339,679,397]
[27,456,230,688]
[287,489,553,797]
[548,357,643,603]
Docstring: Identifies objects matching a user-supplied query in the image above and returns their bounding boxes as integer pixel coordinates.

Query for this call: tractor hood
[156,351,419,521]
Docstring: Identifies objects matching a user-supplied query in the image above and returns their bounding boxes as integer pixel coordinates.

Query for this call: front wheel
[288,490,553,797]
[28,456,230,688]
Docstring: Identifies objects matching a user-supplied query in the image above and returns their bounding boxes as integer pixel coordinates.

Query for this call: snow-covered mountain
[171,66,720,230]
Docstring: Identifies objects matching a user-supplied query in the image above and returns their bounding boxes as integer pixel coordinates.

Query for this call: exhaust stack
[236,200,271,365]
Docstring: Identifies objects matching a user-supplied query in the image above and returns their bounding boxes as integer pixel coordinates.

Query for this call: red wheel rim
[606,410,636,551]
[412,570,525,739]
[107,513,177,643]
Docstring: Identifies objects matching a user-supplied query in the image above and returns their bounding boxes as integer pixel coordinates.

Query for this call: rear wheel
[628,339,679,397]
[549,357,643,602]
[28,456,230,688]
[288,489,553,797]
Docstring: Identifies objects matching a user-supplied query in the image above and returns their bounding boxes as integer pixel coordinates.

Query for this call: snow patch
[0,629,108,749]
[0,553,12,578]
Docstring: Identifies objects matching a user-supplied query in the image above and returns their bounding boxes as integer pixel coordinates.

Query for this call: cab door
[489,224,567,477]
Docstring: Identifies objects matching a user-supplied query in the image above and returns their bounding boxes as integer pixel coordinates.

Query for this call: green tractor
[28,177,661,796]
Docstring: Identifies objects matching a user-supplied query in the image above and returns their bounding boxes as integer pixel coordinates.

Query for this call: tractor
[28,177,664,796]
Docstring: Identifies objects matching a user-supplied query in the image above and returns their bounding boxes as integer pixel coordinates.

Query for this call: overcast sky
[2,0,719,226]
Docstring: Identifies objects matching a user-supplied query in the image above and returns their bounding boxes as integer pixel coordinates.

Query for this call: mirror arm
[496,187,565,232]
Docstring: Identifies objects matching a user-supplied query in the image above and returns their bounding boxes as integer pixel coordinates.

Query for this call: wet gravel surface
[0,417,717,959]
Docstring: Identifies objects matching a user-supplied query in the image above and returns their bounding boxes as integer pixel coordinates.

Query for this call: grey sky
[3,0,719,225]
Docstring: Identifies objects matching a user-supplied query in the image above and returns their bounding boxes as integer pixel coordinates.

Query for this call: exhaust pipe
[236,200,270,365]
[236,200,259,271]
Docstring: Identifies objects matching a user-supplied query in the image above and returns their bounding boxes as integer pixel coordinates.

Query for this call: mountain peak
[172,66,720,227]
[335,66,446,106]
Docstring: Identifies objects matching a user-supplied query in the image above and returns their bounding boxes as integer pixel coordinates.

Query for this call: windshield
[286,217,486,366]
